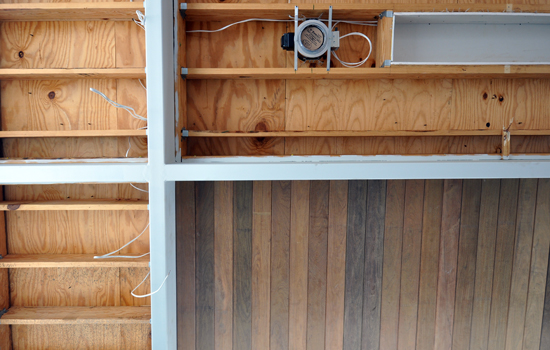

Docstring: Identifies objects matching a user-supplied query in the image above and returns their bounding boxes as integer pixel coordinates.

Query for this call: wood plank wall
[184,0,550,157]
[176,180,550,350]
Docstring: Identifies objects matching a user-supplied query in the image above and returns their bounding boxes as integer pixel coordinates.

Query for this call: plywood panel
[0,21,115,69]
[115,21,145,68]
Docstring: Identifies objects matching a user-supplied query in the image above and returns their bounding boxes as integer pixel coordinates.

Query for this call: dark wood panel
[233,181,253,350]
[361,180,388,350]
[541,249,550,350]
[343,180,367,350]
[196,182,215,350]
[270,181,290,350]
[307,181,329,350]
[176,182,196,350]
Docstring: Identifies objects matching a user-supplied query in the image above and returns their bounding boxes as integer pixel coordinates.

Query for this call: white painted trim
[165,155,550,181]
[0,163,147,184]
[145,0,177,349]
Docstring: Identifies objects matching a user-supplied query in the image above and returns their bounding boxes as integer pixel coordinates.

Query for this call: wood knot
[255,122,268,132]
[486,122,491,127]
[482,92,488,100]
[7,204,20,210]
[18,51,24,58]
[48,91,55,100]
[498,95,504,102]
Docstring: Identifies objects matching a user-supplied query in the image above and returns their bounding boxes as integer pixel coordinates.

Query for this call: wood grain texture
[196,181,215,350]
[0,200,147,211]
[289,181,309,350]
[488,179,520,350]
[470,179,501,350]
[452,180,482,350]
[505,179,538,350]
[434,179,462,350]
[252,181,271,350]
[523,179,550,350]
[343,180,367,350]
[0,186,10,350]
[0,254,148,268]
[416,180,444,350]
[0,3,143,21]
[380,180,405,350]
[215,182,233,350]
[271,180,290,350]
[376,16,392,68]
[325,180,348,350]
[11,324,151,350]
[233,181,252,350]
[541,254,550,350]
[362,180,387,350]
[0,306,150,325]
[176,182,195,350]
[397,180,425,350]
[307,180,329,350]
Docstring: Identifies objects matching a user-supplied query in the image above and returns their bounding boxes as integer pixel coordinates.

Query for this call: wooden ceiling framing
[0,1,151,349]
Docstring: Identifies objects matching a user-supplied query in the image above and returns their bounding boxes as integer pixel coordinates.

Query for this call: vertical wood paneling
[233,181,253,350]
[362,180,386,350]
[0,185,11,350]
[271,181,290,350]
[196,181,215,350]
[252,181,271,350]
[343,181,367,350]
[289,181,310,350]
[380,180,405,350]
[434,179,463,350]
[505,179,538,350]
[452,180,482,350]
[523,179,550,350]
[214,182,233,350]
[488,179,520,350]
[541,254,550,350]
[397,180,425,350]
[469,180,501,350]
[325,181,348,350]
[176,182,196,350]
[307,181,330,350]
[417,180,444,350]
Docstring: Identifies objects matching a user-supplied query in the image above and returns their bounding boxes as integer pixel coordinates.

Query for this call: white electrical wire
[186,17,376,33]
[138,79,147,91]
[125,137,132,157]
[90,88,147,121]
[131,270,171,298]
[133,10,145,30]
[94,223,150,259]
[130,183,149,193]
[332,32,372,68]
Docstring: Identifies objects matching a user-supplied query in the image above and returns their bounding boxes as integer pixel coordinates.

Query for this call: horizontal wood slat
[184,4,550,21]
[0,3,144,21]
[0,68,145,80]
[0,200,148,211]
[0,130,147,138]
[185,67,550,80]
[186,130,550,138]
[0,254,149,268]
[0,307,150,325]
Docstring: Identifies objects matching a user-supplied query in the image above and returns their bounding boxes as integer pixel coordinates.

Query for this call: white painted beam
[0,163,147,184]
[165,155,550,181]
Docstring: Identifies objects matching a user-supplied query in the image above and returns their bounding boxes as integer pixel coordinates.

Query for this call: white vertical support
[294,6,298,71]
[145,0,177,349]
[327,6,332,71]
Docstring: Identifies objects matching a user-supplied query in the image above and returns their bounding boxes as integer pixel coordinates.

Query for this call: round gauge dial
[300,25,325,52]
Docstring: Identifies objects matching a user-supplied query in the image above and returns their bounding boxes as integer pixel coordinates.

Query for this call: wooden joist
[185,66,550,80]
[0,306,150,325]
[0,254,149,268]
[0,3,144,22]
[0,200,148,211]
[184,3,550,22]
[0,68,146,80]
[186,130,550,138]
[0,130,147,138]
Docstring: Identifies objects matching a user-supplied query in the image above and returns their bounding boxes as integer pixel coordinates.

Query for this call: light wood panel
[0,254,149,268]
[0,199,148,211]
[0,3,143,21]
[0,306,150,325]
[0,130,146,137]
[0,68,145,79]
[176,180,550,350]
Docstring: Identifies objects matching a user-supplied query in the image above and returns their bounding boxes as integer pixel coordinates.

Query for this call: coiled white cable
[332,32,372,68]
[90,88,147,121]
[133,10,145,30]
[94,223,150,259]
[131,270,171,298]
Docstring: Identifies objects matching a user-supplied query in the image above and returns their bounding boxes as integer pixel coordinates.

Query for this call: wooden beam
[376,15,393,68]
[0,130,147,138]
[0,3,144,21]
[0,306,151,325]
[0,254,149,268]
[0,200,148,211]
[185,66,550,80]
[184,4,550,22]
[0,68,146,80]
[186,130,503,138]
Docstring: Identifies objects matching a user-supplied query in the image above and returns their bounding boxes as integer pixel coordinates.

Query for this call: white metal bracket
[380,10,394,18]
[179,3,187,19]
[294,6,299,71]
[180,67,188,78]
[327,6,332,71]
